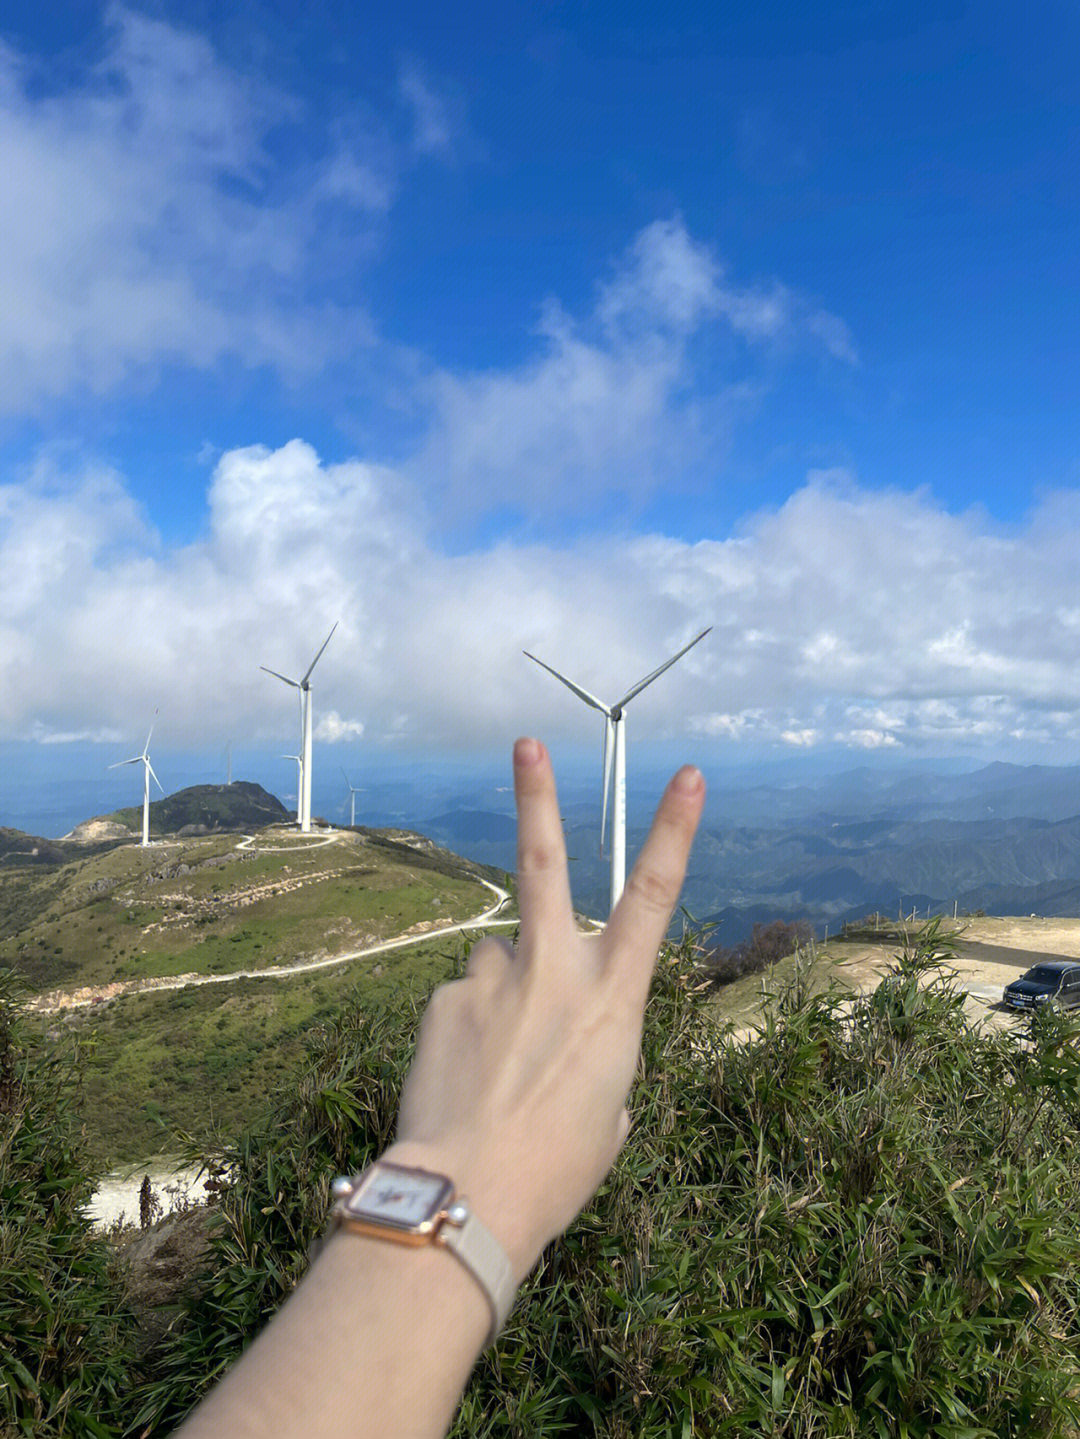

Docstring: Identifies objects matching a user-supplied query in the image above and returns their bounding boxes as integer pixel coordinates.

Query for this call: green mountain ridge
[96,780,290,838]
[2,811,511,1165]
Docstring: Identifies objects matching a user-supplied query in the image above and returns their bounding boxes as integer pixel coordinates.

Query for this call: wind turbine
[525,627,711,913]
[282,755,303,827]
[109,721,164,848]
[341,769,365,827]
[261,623,337,833]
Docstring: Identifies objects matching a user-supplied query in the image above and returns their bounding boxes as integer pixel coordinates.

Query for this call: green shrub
[133,927,1080,1436]
[0,971,139,1437]
[130,993,415,1432]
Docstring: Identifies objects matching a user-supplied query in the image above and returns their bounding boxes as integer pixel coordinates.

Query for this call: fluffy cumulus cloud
[0,7,448,411]
[316,712,366,743]
[416,219,855,520]
[4,445,1080,757]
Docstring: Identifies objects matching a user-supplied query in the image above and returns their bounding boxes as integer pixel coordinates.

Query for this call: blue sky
[2,0,1080,825]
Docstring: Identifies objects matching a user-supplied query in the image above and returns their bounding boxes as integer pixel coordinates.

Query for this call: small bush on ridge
[700,917,813,986]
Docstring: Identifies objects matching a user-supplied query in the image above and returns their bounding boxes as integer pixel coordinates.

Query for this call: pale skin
[175,736,705,1439]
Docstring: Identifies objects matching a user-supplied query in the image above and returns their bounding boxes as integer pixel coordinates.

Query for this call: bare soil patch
[820,917,1080,1033]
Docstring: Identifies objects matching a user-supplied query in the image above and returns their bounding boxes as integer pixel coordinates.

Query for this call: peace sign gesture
[392,737,706,1282]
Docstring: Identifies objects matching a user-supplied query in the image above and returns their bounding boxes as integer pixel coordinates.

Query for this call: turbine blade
[600,715,615,855]
[108,756,142,769]
[144,722,155,753]
[615,626,712,709]
[523,651,611,714]
[261,665,300,688]
[147,761,164,794]
[303,621,339,684]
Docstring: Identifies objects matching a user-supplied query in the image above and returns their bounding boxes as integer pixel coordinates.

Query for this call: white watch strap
[437,1203,517,1345]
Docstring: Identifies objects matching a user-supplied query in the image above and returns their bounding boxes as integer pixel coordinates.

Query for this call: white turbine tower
[261,623,337,834]
[341,769,364,827]
[525,627,711,913]
[109,721,164,848]
[282,755,303,827]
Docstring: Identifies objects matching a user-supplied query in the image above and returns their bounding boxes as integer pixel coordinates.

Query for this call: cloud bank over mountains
[1,8,1076,765]
[5,439,1080,756]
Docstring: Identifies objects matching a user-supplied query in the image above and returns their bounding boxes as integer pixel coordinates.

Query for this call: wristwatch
[327,1160,517,1347]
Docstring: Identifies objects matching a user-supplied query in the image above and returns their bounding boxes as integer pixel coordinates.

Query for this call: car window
[1024,965,1065,984]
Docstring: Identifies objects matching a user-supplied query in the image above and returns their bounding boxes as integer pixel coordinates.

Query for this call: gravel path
[33,877,511,1015]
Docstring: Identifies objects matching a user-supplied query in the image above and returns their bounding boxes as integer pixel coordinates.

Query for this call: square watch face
[346,1164,453,1232]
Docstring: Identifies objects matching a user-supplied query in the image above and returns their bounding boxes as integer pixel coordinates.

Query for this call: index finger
[513,737,575,941]
[601,764,705,999]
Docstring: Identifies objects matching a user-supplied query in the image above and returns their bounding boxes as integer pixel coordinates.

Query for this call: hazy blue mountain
[410,763,1080,942]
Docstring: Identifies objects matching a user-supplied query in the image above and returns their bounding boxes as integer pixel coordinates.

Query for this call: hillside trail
[27,828,513,1017]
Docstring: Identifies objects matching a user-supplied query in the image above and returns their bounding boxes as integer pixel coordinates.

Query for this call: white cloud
[28,722,126,745]
[838,729,901,750]
[781,729,821,748]
[5,443,1080,760]
[316,712,366,743]
[0,7,439,411]
[415,218,854,520]
[398,63,453,155]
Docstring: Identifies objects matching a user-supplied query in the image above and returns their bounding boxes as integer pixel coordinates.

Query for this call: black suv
[1003,960,1080,1012]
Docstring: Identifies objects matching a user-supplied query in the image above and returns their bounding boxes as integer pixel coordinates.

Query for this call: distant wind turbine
[282,755,303,826]
[261,623,338,833]
[525,627,711,913]
[341,769,365,827]
[109,720,164,848]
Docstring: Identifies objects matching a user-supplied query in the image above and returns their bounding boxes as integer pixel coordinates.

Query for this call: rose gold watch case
[333,1161,456,1246]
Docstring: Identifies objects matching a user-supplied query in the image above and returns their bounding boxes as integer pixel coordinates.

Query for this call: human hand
[387,736,705,1283]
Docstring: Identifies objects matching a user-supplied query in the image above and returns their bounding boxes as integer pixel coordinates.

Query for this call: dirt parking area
[821,917,1080,1034]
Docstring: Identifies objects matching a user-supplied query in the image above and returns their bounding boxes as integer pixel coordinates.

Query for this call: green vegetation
[10,914,1080,1435]
[103,780,289,837]
[0,972,139,1437]
[2,820,508,1167]
[0,827,501,994]
[132,927,1080,1437]
[57,935,476,1165]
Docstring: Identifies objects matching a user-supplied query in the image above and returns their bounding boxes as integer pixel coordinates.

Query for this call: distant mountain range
[7,761,1080,944]
[419,762,1080,939]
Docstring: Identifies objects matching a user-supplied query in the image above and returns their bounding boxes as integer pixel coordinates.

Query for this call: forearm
[173,1225,490,1439]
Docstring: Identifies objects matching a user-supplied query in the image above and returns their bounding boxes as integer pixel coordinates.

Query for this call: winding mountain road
[27,829,513,1016]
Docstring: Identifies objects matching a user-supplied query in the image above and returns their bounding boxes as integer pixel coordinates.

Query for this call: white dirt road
[30,859,512,1017]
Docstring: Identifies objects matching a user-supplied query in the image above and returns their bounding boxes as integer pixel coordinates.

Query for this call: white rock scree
[84,1164,215,1229]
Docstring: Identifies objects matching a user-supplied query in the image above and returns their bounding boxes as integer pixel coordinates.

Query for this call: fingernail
[672,765,704,795]
[514,737,543,766]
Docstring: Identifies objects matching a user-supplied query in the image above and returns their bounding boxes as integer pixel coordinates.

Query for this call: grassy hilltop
[1,797,510,1164]
[94,780,290,839]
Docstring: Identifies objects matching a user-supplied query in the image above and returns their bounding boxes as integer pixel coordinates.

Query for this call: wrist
[381,1138,542,1285]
